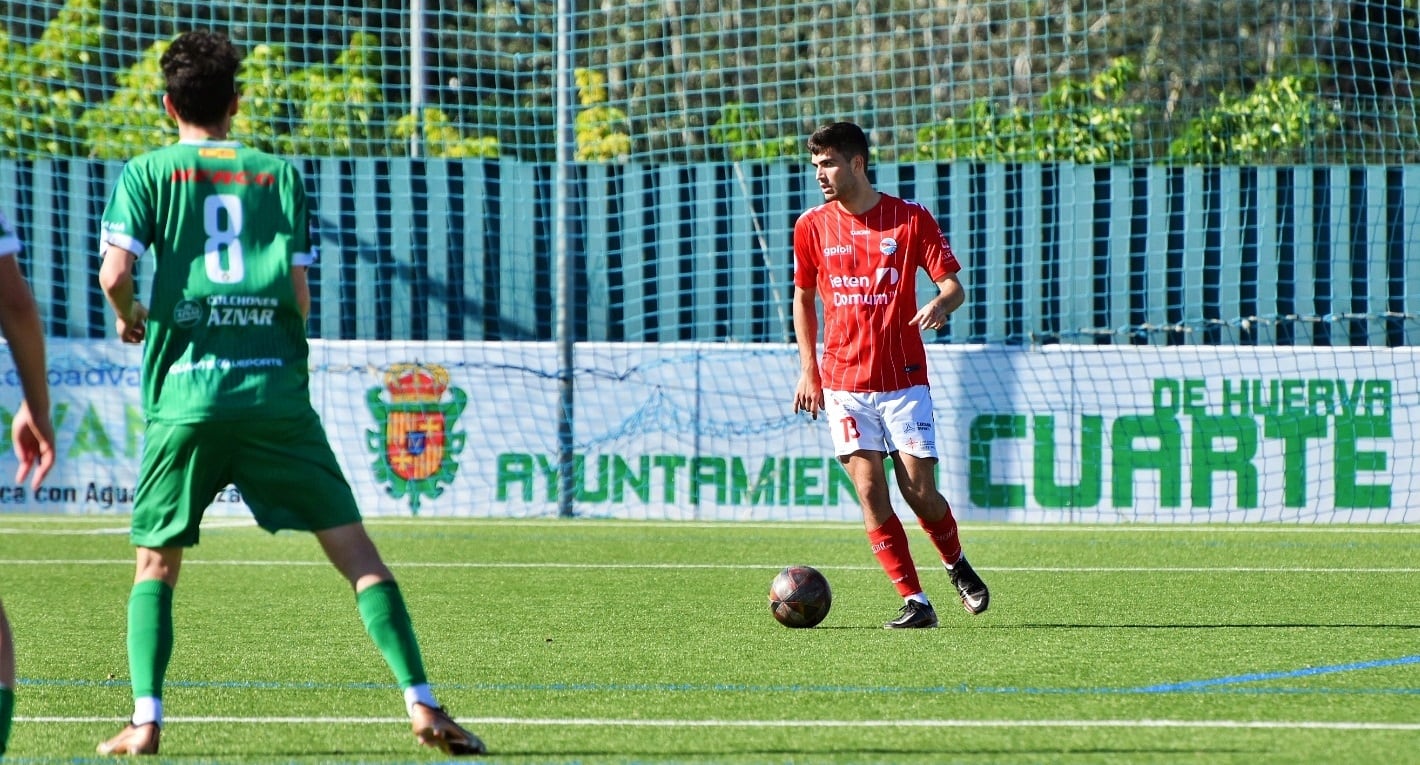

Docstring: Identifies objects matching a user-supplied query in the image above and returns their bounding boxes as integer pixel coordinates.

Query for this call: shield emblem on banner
[366,363,467,513]
[385,411,448,482]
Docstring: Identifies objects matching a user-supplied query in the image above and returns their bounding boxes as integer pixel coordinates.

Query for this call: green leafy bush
[574,69,630,162]
[233,43,300,156]
[288,32,387,157]
[393,108,500,158]
[0,0,98,157]
[915,58,1144,163]
[77,40,166,159]
[711,103,798,161]
[1167,72,1341,164]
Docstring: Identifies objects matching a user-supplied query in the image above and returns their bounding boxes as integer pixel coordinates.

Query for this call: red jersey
[793,193,960,392]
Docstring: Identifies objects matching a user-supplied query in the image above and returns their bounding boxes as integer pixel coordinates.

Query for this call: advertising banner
[0,341,1411,523]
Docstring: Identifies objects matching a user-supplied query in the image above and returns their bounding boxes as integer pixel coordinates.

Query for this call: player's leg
[234,412,484,755]
[1,599,13,756]
[99,421,221,755]
[313,523,426,698]
[893,454,989,615]
[827,390,937,626]
[841,452,938,629]
[98,547,182,755]
[314,523,484,755]
[892,454,960,560]
[825,389,935,628]
[883,385,989,615]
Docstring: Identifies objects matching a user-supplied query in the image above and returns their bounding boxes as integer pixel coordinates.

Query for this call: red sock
[918,508,964,566]
[866,514,922,598]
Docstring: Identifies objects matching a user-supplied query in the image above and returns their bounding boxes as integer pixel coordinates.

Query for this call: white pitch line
[3,516,1419,534]
[16,715,1420,731]
[0,519,253,536]
[359,518,1420,535]
[0,558,1416,573]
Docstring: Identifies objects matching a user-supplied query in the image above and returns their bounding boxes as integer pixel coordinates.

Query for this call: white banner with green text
[0,341,1410,523]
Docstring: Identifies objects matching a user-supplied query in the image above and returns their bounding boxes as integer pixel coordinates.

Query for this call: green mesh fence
[0,1,1415,163]
[0,1,1417,521]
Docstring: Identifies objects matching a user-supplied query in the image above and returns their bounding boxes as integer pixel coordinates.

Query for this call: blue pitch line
[19,662,1420,697]
[1129,654,1420,693]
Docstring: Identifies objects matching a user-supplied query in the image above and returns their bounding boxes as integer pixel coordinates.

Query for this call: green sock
[127,580,174,700]
[1,686,13,755]
[356,580,428,688]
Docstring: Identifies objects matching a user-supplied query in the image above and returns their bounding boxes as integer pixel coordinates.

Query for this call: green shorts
[131,411,363,548]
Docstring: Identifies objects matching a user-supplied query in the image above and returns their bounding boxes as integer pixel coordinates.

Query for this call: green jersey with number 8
[100,140,317,423]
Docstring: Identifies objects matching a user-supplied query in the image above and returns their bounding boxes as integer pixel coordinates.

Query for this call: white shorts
[822,385,939,459]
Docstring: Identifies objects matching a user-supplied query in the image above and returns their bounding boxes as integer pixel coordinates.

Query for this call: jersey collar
[178,138,242,148]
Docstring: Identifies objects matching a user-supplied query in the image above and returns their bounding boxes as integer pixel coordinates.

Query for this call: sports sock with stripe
[918,509,964,567]
[866,514,923,598]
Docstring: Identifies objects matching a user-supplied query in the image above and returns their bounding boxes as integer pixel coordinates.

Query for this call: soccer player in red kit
[791,121,989,629]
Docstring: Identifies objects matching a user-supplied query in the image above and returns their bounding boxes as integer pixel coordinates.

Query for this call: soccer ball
[768,565,832,628]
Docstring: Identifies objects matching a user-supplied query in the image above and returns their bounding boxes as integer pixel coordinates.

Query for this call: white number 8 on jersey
[203,193,245,283]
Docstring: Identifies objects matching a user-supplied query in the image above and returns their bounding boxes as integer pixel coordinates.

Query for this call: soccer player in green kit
[0,205,58,758]
[95,31,484,757]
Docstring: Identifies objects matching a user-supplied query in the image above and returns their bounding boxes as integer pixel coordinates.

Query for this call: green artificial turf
[1,515,1416,764]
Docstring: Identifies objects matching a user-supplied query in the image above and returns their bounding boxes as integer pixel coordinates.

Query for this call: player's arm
[0,254,50,416]
[909,273,964,333]
[792,283,824,419]
[0,253,55,488]
[289,170,317,325]
[98,244,148,344]
[291,265,310,322]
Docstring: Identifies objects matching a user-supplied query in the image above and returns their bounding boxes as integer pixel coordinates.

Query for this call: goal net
[0,0,1415,522]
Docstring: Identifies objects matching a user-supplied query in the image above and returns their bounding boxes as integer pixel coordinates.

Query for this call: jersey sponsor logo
[365,362,467,514]
[208,295,277,307]
[204,295,278,326]
[832,291,890,306]
[170,168,277,187]
[829,268,898,307]
[880,237,898,256]
[173,299,203,328]
[207,306,275,326]
[198,147,238,159]
[170,357,284,375]
[823,244,852,257]
[829,274,875,288]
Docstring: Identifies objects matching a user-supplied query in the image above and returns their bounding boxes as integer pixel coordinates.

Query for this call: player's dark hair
[807,122,870,167]
[161,30,241,127]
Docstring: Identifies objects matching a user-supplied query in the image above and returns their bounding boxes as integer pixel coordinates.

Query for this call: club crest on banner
[365,362,467,513]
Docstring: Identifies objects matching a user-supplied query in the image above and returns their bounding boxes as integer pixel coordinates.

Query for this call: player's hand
[117,302,149,344]
[909,304,945,333]
[793,373,824,420]
[12,400,55,490]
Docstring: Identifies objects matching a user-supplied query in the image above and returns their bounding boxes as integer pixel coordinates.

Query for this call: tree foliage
[573,68,630,162]
[710,103,800,161]
[0,0,1415,163]
[914,58,1144,163]
[1168,69,1342,164]
[0,0,99,157]
[77,38,166,159]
